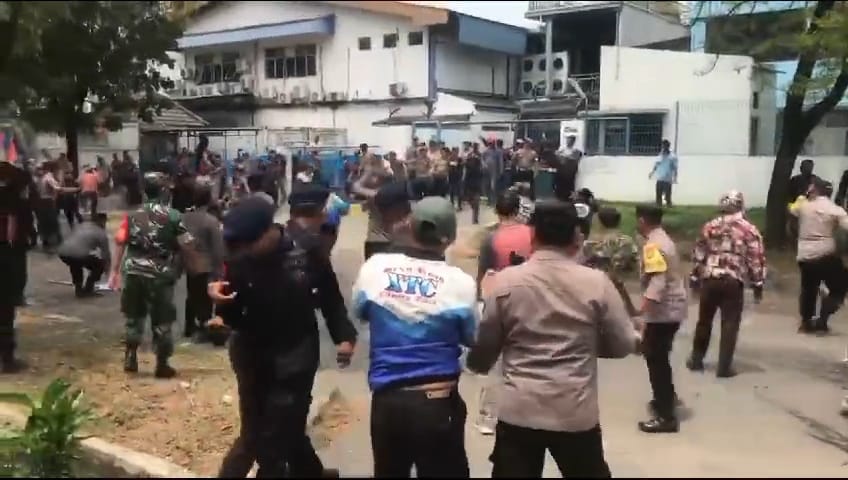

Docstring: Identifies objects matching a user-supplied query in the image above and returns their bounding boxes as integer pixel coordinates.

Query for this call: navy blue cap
[222,196,276,243]
[374,181,410,211]
[288,183,330,208]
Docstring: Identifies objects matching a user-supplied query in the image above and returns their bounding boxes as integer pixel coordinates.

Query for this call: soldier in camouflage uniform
[583,207,640,316]
[108,172,197,378]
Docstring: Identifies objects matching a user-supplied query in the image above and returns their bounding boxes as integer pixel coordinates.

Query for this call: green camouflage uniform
[583,231,639,277]
[583,231,639,315]
[120,200,193,360]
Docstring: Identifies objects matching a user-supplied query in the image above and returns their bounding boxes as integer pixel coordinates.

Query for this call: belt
[401,380,457,399]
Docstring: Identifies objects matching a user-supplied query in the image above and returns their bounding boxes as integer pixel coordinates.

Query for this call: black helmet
[142,172,170,198]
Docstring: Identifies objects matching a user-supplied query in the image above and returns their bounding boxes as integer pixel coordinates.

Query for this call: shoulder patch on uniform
[642,242,667,274]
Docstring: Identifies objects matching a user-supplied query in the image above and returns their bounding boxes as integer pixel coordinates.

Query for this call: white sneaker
[475,423,494,436]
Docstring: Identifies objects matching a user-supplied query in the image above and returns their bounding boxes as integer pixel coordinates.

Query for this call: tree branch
[801,58,848,134]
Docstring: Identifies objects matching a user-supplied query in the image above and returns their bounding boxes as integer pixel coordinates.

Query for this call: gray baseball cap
[411,196,457,246]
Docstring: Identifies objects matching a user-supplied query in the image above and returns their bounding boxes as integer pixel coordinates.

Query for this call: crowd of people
[6,127,848,477]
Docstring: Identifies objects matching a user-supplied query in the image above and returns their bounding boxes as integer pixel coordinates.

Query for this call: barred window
[585,114,664,155]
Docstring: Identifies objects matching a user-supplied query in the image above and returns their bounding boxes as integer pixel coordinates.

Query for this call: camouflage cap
[719,189,744,213]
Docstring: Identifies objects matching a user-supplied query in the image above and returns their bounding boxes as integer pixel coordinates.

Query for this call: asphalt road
[20,204,848,477]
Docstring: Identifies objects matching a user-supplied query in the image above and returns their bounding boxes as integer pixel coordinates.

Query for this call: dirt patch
[0,322,358,477]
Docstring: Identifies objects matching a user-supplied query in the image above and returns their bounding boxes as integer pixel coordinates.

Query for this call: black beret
[288,183,330,208]
[222,196,276,243]
[374,181,410,211]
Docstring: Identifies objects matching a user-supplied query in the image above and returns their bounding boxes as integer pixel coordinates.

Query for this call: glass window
[522,59,533,72]
[603,119,627,155]
[585,120,601,155]
[195,54,214,84]
[552,79,564,92]
[265,45,317,79]
[358,37,371,50]
[408,31,423,46]
[383,33,398,48]
[628,114,663,155]
[222,52,239,82]
[538,59,546,72]
[521,81,533,94]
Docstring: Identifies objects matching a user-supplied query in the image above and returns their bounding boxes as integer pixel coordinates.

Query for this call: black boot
[798,319,815,334]
[716,367,738,378]
[124,346,138,373]
[685,356,704,372]
[154,357,176,379]
[638,416,679,433]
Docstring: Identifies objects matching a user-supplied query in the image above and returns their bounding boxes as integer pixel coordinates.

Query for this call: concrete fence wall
[577,154,848,207]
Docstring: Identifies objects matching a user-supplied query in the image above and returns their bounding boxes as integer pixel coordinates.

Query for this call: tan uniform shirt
[517,147,537,170]
[429,150,448,177]
[468,248,637,432]
[640,228,688,323]
[791,196,848,261]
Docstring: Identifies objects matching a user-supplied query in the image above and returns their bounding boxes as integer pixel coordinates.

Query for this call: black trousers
[0,244,20,358]
[218,333,323,478]
[692,277,744,372]
[59,194,83,228]
[185,273,212,337]
[643,322,680,419]
[35,199,61,248]
[655,181,673,207]
[798,255,848,325]
[59,255,104,292]
[464,186,481,225]
[371,386,469,478]
[80,191,98,216]
[490,422,611,478]
[512,169,535,200]
[449,177,463,208]
[431,175,450,198]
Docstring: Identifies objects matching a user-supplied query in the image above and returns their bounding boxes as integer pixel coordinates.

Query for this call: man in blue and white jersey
[351,196,476,478]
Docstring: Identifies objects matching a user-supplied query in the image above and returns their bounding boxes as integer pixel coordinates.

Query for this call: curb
[0,404,197,478]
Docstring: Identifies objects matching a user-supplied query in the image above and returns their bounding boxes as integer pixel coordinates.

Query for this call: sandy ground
[4,204,848,477]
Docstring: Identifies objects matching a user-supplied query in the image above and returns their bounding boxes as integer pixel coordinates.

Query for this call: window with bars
[585,114,664,156]
[195,52,240,84]
[264,45,317,79]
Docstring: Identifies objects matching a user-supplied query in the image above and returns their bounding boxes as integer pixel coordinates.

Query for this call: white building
[171,1,531,157]
[575,45,848,207]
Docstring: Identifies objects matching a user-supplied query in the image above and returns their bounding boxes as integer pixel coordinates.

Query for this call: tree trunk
[65,122,79,178]
[764,132,803,248]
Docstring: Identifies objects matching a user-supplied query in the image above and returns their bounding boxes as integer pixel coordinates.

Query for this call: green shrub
[0,379,93,478]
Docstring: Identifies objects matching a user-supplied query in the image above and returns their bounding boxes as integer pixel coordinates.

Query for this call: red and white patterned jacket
[691,212,766,287]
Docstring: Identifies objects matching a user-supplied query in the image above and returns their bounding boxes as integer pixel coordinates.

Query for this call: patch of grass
[596,201,766,241]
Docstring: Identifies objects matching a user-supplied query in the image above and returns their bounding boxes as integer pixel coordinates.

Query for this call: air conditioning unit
[291,86,302,101]
[188,88,199,97]
[261,87,271,98]
[231,83,243,94]
[203,85,217,96]
[172,79,185,91]
[327,91,347,102]
[240,77,255,92]
[310,91,320,102]
[182,68,195,80]
[276,92,287,103]
[389,82,408,97]
[219,83,232,94]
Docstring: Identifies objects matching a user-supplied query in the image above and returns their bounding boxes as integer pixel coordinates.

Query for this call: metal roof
[139,102,210,133]
[176,15,335,50]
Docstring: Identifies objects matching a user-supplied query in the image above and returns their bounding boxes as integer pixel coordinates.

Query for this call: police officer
[0,154,31,373]
[635,204,687,433]
[212,192,357,478]
[108,172,199,378]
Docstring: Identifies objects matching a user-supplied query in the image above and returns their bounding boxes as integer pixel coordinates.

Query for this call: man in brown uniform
[635,204,687,434]
[469,199,639,477]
